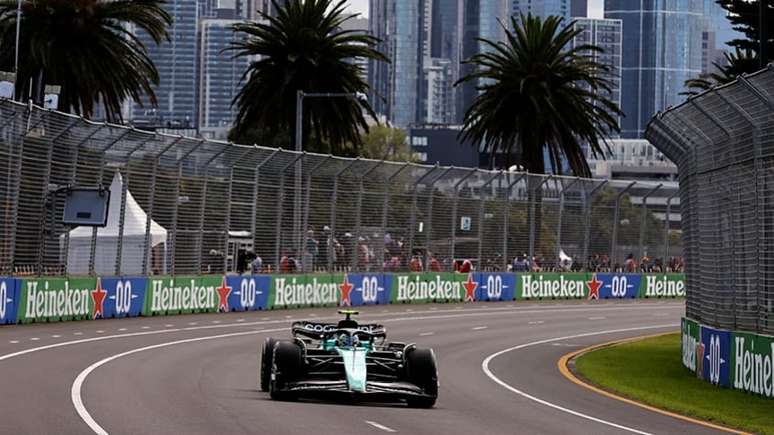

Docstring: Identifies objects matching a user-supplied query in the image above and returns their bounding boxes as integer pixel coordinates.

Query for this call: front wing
[275,378,434,401]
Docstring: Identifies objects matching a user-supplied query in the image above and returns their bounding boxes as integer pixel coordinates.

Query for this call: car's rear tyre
[405,348,438,408]
[260,337,277,392]
[270,341,304,400]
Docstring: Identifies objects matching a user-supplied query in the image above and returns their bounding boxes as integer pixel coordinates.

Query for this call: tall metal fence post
[450,169,477,266]
[250,147,279,265]
[663,190,679,262]
[8,114,47,275]
[274,152,305,273]
[638,183,662,260]
[610,182,636,267]
[194,147,227,274]
[35,119,78,275]
[168,139,205,276]
[88,127,132,276]
[300,155,331,273]
[379,163,411,272]
[221,167,236,274]
[327,159,359,273]
[350,161,382,273]
[528,175,552,261]
[555,177,579,268]
[582,180,608,269]
[407,164,439,269]
[62,121,101,274]
[142,136,183,275]
[502,173,526,270]
[424,166,453,270]
[0,112,22,273]
[477,171,501,271]
[115,135,154,276]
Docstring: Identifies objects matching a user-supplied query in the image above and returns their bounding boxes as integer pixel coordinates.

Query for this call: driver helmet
[337,333,351,347]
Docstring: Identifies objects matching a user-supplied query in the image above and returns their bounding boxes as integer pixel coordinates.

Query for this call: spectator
[357,237,370,271]
[250,255,263,274]
[456,259,472,273]
[653,257,663,273]
[624,253,637,273]
[429,255,442,272]
[512,254,530,272]
[303,229,318,273]
[409,253,423,272]
[531,256,543,272]
[280,252,298,274]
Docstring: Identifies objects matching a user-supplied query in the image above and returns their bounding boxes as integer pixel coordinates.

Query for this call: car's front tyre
[270,341,304,401]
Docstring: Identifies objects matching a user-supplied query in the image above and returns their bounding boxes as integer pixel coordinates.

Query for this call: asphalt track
[0,300,727,435]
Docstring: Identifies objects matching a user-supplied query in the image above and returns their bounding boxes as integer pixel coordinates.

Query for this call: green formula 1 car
[259,310,438,408]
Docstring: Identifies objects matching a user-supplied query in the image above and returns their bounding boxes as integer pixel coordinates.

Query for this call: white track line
[419,332,435,336]
[482,324,675,435]
[365,420,397,433]
[472,326,488,330]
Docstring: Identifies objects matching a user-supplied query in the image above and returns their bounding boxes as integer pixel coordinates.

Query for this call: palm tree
[229,0,386,155]
[683,48,759,96]
[456,14,622,177]
[0,0,171,122]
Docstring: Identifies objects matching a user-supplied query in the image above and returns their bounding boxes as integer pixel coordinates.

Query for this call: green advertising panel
[143,276,224,316]
[270,274,340,309]
[681,317,701,374]
[731,331,774,398]
[391,273,469,304]
[518,273,590,300]
[639,273,685,298]
[17,277,97,323]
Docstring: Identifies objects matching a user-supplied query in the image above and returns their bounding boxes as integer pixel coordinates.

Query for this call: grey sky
[345,0,606,19]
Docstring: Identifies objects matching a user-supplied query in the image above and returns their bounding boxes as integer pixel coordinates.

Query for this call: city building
[340,17,370,86]
[570,17,623,138]
[701,0,741,75]
[368,1,430,127]
[605,0,704,139]
[510,0,570,21]
[198,18,251,139]
[571,0,588,17]
[132,0,199,129]
[461,0,509,119]
[423,58,456,124]
[430,0,464,122]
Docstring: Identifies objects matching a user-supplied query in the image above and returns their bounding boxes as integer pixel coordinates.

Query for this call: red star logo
[587,274,602,300]
[91,278,107,319]
[463,273,477,302]
[216,276,231,312]
[339,275,354,306]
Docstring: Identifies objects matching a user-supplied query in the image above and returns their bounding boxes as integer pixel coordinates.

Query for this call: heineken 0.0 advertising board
[270,275,341,309]
[681,317,701,374]
[0,277,19,324]
[391,273,475,304]
[333,274,391,306]
[143,276,223,316]
[699,325,732,387]
[593,273,642,299]
[17,277,97,323]
[731,331,774,398]
[225,275,271,311]
[475,273,516,301]
[98,277,147,318]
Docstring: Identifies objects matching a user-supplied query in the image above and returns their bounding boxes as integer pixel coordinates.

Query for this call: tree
[229,0,387,155]
[683,48,759,95]
[683,0,772,92]
[455,14,622,177]
[0,0,171,122]
[358,125,419,162]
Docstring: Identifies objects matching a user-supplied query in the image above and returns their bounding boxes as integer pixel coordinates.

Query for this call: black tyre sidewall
[260,337,277,392]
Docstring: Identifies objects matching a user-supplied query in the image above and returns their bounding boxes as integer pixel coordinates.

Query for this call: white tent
[61,172,168,275]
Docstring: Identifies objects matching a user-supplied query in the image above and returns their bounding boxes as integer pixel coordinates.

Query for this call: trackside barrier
[5,273,685,325]
[0,277,19,324]
[682,317,774,399]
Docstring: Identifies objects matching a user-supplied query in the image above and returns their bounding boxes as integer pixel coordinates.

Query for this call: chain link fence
[646,64,774,336]
[0,99,680,279]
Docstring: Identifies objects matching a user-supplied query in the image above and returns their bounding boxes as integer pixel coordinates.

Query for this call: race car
[259,310,438,408]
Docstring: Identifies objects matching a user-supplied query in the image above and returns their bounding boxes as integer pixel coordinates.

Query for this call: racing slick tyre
[270,341,304,401]
[260,337,278,392]
[405,348,438,408]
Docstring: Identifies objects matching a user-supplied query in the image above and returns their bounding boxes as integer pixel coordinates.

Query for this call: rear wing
[291,321,387,339]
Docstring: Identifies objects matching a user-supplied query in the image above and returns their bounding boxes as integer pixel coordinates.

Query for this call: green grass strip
[575,333,774,434]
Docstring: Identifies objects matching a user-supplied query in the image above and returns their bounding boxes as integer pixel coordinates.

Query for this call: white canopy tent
[61,172,168,275]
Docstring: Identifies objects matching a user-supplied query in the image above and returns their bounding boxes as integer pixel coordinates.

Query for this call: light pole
[13,0,21,101]
[761,0,769,68]
[293,91,365,258]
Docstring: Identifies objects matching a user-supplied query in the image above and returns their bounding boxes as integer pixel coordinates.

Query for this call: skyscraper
[430,0,463,122]
[132,0,199,128]
[605,0,703,138]
[198,18,251,138]
[511,0,570,21]
[571,0,588,17]
[571,17,623,137]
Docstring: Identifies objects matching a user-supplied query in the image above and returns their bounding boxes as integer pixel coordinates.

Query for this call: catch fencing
[0,99,680,279]
[646,63,774,336]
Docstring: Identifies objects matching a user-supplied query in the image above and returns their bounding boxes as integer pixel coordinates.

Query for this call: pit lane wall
[682,317,774,399]
[0,272,684,325]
